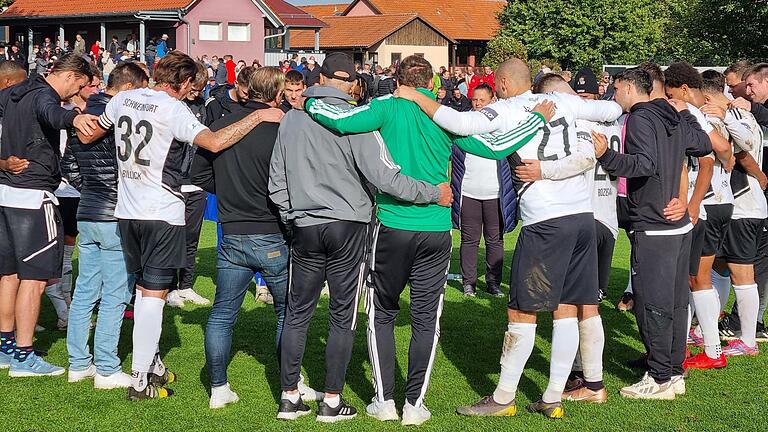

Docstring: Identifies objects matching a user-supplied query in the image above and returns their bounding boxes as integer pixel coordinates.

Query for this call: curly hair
[663,61,703,89]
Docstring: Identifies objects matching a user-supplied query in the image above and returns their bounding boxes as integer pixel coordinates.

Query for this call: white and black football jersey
[99,88,208,225]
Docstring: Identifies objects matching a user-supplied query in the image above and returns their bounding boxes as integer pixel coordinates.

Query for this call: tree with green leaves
[494,0,669,71]
[482,32,527,70]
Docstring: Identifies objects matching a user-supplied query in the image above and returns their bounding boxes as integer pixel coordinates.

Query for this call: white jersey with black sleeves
[99,88,209,225]
[581,117,624,238]
[433,91,621,226]
[722,109,767,220]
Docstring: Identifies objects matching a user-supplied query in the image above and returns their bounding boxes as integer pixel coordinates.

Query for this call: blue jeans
[205,233,289,387]
[67,221,134,375]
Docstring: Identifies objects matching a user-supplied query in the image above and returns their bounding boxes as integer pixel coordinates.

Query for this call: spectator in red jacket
[466,66,482,98]
[90,40,101,60]
[224,55,236,84]
[481,65,495,93]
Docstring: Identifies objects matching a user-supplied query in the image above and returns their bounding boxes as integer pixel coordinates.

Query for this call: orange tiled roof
[291,13,448,49]
[1,0,192,17]
[345,0,506,41]
[300,4,348,18]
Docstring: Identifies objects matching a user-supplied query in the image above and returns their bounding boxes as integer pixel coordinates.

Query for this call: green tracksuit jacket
[306,88,546,232]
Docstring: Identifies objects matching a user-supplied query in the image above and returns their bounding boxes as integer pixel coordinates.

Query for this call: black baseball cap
[572,68,599,94]
[321,52,357,82]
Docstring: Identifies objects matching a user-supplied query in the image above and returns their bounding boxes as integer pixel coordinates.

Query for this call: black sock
[568,371,584,382]
[0,331,15,355]
[14,346,33,362]
[584,380,604,391]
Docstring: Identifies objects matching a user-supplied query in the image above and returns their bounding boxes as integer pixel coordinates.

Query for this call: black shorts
[754,222,768,277]
[57,197,80,237]
[722,218,763,265]
[118,219,185,290]
[689,221,707,276]
[702,204,733,257]
[617,196,631,231]
[595,221,616,294]
[508,213,598,312]
[0,199,63,280]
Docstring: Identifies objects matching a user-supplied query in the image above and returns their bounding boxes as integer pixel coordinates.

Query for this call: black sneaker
[149,369,176,386]
[486,284,505,298]
[719,313,740,340]
[316,396,357,423]
[277,396,311,421]
[463,284,476,297]
[127,383,174,401]
[616,292,634,311]
[757,321,768,342]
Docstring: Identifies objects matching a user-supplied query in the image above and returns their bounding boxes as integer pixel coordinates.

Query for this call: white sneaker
[210,383,240,409]
[94,371,132,389]
[177,288,211,305]
[620,372,675,400]
[671,375,685,395]
[298,374,323,401]
[401,401,431,426]
[68,364,97,383]
[366,398,399,421]
[166,290,185,308]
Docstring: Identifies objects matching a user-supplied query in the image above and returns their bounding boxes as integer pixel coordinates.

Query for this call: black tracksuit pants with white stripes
[280,220,368,394]
[367,223,451,406]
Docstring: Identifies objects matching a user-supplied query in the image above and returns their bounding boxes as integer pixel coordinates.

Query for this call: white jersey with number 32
[99,88,208,225]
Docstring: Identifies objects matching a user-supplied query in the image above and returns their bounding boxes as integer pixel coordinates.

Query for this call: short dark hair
[396,55,433,88]
[108,62,149,89]
[0,60,25,77]
[473,83,494,97]
[152,51,197,91]
[744,63,768,82]
[615,67,653,95]
[701,70,725,94]
[637,62,665,85]
[285,70,305,85]
[51,54,94,81]
[532,72,566,94]
[724,60,753,80]
[664,61,703,89]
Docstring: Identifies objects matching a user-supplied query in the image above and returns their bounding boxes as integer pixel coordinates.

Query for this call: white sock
[282,391,300,403]
[131,296,166,375]
[543,318,579,403]
[734,284,759,347]
[45,283,69,322]
[150,352,166,376]
[324,394,340,408]
[578,316,604,383]
[493,323,536,404]
[712,270,731,310]
[692,289,723,358]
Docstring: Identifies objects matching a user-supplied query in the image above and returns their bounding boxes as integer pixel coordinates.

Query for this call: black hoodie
[598,99,712,232]
[0,75,78,192]
[193,100,282,236]
[750,101,768,127]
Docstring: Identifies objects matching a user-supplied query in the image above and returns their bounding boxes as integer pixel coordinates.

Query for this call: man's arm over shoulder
[350,131,441,204]
[306,96,388,134]
[751,101,768,127]
[679,110,713,157]
[453,112,547,160]
[36,90,78,130]
[433,99,508,136]
[558,93,622,123]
